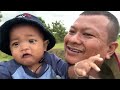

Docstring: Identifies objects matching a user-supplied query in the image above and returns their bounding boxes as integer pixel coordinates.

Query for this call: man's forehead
[74,15,110,27]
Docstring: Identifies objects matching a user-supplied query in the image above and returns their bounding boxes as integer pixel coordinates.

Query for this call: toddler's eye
[29,39,37,44]
[11,42,19,47]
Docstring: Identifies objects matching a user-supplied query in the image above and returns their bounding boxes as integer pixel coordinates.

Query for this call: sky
[1,11,120,31]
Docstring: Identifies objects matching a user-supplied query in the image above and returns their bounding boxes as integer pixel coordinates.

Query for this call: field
[53,43,64,50]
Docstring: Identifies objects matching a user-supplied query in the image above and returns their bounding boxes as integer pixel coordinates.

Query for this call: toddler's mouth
[22,53,32,58]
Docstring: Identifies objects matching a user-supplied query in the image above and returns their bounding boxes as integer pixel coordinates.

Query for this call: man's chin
[65,57,79,65]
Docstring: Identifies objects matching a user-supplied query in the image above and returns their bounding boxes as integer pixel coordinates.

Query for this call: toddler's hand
[74,54,103,78]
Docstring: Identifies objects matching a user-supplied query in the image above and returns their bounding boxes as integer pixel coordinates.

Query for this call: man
[65,11,120,79]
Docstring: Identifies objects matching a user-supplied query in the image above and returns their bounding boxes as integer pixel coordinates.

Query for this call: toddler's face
[9,25,48,66]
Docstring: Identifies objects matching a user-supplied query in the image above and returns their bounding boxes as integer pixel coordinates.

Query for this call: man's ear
[44,40,49,51]
[106,41,118,59]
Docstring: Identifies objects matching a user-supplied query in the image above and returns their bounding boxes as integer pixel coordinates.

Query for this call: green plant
[0,51,13,61]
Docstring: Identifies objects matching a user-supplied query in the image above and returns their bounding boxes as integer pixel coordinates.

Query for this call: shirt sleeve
[0,62,12,79]
[44,52,69,79]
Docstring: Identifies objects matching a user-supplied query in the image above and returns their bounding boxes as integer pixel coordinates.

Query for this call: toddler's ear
[44,40,49,51]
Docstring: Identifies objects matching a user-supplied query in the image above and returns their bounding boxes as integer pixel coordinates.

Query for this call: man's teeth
[69,47,81,53]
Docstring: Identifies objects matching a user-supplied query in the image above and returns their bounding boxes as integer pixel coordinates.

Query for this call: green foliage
[38,17,48,29]
[51,21,67,43]
[0,11,2,22]
[38,17,67,43]
[0,51,13,61]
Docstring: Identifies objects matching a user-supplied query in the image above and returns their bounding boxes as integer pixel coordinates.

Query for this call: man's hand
[74,54,103,78]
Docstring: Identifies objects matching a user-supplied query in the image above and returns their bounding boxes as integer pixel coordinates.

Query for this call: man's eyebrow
[70,26,76,29]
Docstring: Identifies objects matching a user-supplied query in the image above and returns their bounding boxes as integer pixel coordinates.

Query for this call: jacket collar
[103,53,120,79]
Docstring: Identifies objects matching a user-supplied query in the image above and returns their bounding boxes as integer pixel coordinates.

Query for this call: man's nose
[70,33,83,44]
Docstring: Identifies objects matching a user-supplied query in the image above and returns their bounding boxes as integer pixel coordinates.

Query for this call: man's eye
[69,30,76,35]
[83,33,93,36]
[29,39,37,44]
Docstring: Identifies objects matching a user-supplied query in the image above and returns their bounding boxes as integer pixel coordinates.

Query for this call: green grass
[0,51,13,61]
[53,43,64,50]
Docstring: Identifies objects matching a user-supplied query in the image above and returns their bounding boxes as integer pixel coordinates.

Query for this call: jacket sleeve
[0,62,12,79]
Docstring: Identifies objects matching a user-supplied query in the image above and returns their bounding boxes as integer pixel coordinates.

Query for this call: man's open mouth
[67,45,83,53]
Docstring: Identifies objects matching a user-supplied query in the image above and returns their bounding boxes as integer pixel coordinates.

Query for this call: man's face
[64,15,110,64]
[10,25,48,66]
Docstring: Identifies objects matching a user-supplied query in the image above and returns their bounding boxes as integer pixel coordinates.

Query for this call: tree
[51,21,67,43]
[38,17,51,32]
[0,11,2,22]
[38,17,67,43]
[38,17,47,28]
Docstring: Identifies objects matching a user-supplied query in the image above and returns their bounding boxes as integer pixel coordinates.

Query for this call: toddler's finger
[89,62,101,72]
[89,56,103,63]
[75,68,87,76]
